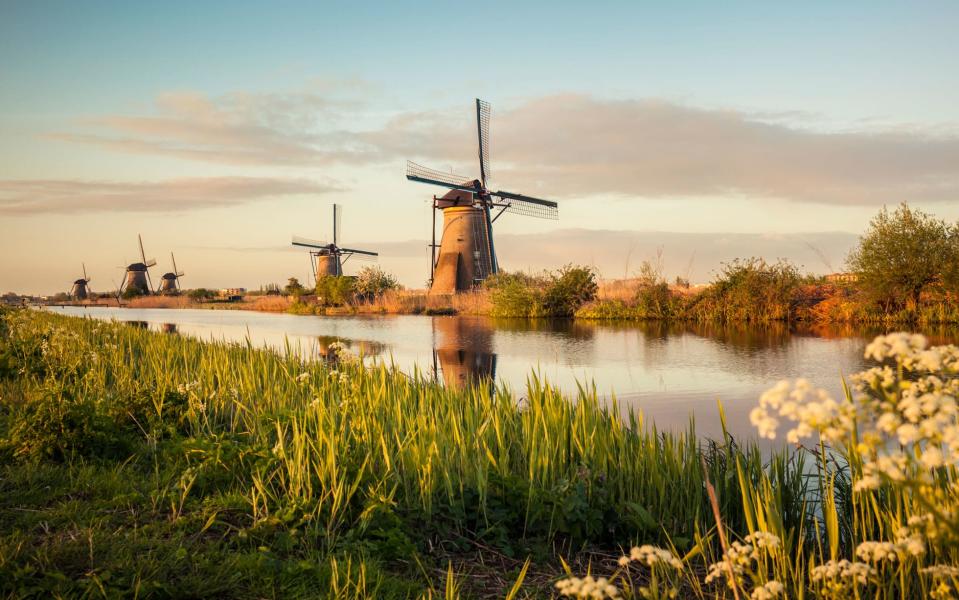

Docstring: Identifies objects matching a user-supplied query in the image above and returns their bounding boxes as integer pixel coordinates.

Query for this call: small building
[218,288,246,302]
[825,272,859,284]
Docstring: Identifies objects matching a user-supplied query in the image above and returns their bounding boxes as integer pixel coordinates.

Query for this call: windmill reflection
[432,317,497,389]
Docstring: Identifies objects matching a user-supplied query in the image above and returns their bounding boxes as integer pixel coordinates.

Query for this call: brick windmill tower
[157,252,185,294]
[120,234,156,295]
[292,204,378,283]
[70,263,92,300]
[406,99,559,294]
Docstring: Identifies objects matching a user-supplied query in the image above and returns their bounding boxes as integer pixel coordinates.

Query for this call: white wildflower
[555,575,620,599]
[623,545,683,570]
[810,559,873,585]
[750,580,784,600]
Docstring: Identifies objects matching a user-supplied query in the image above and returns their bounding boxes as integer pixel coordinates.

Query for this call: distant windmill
[406,98,559,293]
[70,263,92,300]
[120,234,156,295]
[292,204,378,283]
[157,252,185,294]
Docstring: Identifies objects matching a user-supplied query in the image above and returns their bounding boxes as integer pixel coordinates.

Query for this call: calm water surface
[45,306,958,440]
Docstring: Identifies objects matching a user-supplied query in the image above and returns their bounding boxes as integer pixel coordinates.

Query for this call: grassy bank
[2,309,957,598]
[0,308,772,597]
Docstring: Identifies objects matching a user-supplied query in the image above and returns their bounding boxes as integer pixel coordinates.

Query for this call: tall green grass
[3,309,955,598]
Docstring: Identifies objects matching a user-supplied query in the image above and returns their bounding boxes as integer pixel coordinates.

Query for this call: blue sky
[2,1,957,293]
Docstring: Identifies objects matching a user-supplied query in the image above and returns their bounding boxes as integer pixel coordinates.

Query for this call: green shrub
[486,272,545,317]
[314,275,356,306]
[690,258,803,322]
[353,266,399,300]
[634,281,676,319]
[188,288,217,301]
[487,265,596,318]
[543,265,598,317]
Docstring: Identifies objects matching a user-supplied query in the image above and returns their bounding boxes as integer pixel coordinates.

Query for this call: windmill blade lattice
[493,191,559,220]
[476,99,491,186]
[292,235,332,249]
[406,161,476,191]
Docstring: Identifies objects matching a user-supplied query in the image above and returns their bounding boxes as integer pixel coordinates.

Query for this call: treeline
[575,203,959,324]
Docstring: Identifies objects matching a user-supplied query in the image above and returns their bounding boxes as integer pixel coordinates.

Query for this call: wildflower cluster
[752,333,959,511]
[555,575,620,599]
[809,559,874,595]
[617,545,683,599]
[855,514,930,562]
[617,545,683,570]
[750,378,854,443]
[749,580,784,600]
[748,332,959,598]
[705,531,781,591]
[923,565,959,600]
[325,341,359,365]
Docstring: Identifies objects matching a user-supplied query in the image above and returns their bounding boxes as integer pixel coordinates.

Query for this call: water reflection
[51,307,959,441]
[124,320,148,328]
[432,317,497,389]
[161,323,178,334]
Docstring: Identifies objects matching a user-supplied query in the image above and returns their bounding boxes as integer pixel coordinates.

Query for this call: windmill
[70,263,92,300]
[120,234,156,295]
[157,252,185,294]
[292,204,378,283]
[406,98,559,293]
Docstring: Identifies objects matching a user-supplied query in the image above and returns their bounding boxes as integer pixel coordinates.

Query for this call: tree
[847,203,957,309]
[353,266,399,300]
[284,277,305,297]
[188,288,216,301]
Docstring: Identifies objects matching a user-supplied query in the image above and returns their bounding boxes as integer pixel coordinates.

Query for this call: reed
[2,309,957,598]
[126,295,195,309]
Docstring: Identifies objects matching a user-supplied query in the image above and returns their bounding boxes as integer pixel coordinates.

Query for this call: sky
[1,1,958,294]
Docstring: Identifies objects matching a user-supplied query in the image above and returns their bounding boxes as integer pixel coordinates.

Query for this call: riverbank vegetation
[104,204,959,324]
[2,310,958,598]
[293,203,959,324]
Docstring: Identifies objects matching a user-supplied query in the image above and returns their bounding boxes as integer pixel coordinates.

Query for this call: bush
[634,281,676,318]
[486,272,544,317]
[690,258,803,322]
[543,265,598,317]
[353,266,399,300]
[188,288,217,301]
[315,275,356,307]
[486,265,597,318]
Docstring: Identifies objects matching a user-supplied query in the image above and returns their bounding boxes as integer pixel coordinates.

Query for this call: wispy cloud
[48,91,371,166]
[53,92,959,205]
[0,176,337,214]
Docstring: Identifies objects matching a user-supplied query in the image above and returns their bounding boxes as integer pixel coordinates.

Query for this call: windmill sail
[492,190,558,220]
[476,99,491,187]
[406,162,477,191]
